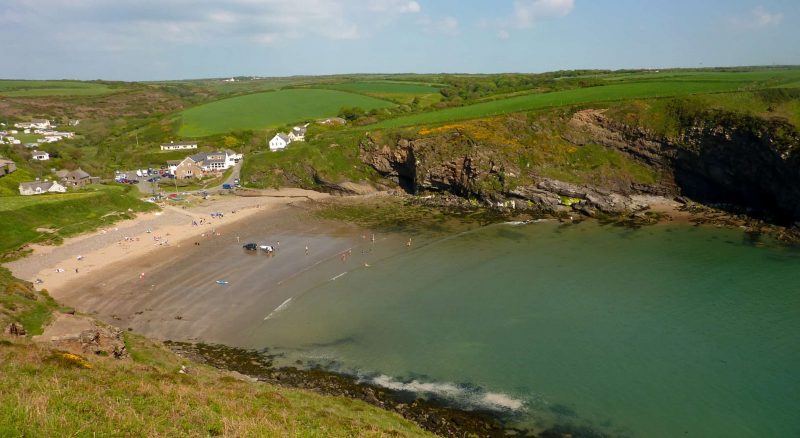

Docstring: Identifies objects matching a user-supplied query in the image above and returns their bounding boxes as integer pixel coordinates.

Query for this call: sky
[0,0,798,81]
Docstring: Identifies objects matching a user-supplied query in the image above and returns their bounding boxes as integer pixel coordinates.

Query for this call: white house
[15,119,51,130]
[160,141,198,151]
[19,180,67,196]
[288,125,308,142]
[31,150,50,161]
[269,133,291,151]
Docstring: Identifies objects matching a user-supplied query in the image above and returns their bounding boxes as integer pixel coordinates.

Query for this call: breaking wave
[264,297,293,320]
[366,374,525,411]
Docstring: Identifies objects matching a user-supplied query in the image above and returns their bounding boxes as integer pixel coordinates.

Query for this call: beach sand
[5,189,400,346]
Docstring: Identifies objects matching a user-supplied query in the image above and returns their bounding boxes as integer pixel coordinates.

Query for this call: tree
[338,106,365,121]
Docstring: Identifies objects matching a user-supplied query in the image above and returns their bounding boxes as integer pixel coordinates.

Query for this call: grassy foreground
[0,333,432,437]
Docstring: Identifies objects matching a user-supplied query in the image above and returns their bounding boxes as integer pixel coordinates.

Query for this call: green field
[0,80,118,97]
[178,89,395,137]
[370,75,794,129]
[599,69,800,84]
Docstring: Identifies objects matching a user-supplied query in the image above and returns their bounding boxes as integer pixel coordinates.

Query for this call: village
[0,117,346,197]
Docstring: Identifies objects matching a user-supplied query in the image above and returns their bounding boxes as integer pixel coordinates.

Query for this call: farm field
[370,73,800,129]
[596,68,800,84]
[322,81,442,105]
[178,89,395,137]
[0,80,119,97]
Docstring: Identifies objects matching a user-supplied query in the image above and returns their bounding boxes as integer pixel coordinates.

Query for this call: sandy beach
[5,189,331,299]
[5,188,405,346]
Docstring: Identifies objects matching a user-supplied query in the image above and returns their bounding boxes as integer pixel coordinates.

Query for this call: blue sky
[1,0,797,80]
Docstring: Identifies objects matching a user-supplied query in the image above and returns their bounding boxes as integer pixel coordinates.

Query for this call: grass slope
[178,89,395,137]
[0,185,156,256]
[0,334,431,437]
[0,80,118,97]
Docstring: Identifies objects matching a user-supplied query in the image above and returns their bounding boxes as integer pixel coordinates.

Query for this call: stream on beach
[65,215,800,437]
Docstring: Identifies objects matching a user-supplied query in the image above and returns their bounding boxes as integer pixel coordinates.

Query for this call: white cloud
[729,6,783,30]
[511,0,574,29]
[481,0,574,40]
[367,0,421,14]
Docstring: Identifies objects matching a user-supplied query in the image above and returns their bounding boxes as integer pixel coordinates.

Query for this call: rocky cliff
[360,108,800,224]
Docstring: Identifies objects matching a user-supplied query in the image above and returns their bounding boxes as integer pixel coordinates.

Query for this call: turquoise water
[248,221,800,437]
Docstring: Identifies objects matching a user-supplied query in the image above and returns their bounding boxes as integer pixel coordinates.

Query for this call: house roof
[292,126,307,134]
[188,153,207,162]
[19,181,54,191]
[205,159,225,166]
[68,168,91,179]
[274,133,290,142]
[32,150,47,155]
[0,159,14,166]
[54,169,70,178]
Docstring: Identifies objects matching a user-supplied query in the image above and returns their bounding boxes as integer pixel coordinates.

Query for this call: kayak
[216,280,229,285]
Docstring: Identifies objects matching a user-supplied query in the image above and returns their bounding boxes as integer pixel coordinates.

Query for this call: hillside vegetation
[0,185,156,257]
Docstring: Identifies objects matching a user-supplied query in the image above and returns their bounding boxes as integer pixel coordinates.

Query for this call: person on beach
[236,236,240,243]
[406,237,412,247]
[139,272,145,280]
[305,245,309,256]
[372,233,376,243]
[75,268,79,273]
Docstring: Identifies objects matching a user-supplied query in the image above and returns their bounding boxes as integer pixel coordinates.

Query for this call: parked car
[242,243,258,251]
[222,183,232,190]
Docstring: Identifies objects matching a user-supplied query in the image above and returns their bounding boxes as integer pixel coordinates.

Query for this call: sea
[238,220,800,437]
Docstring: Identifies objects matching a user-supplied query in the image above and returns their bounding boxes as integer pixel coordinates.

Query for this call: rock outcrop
[360,108,800,224]
[567,109,800,224]
[32,313,127,359]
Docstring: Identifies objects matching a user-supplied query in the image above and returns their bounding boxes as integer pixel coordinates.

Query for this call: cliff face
[360,109,800,224]
[569,109,800,223]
